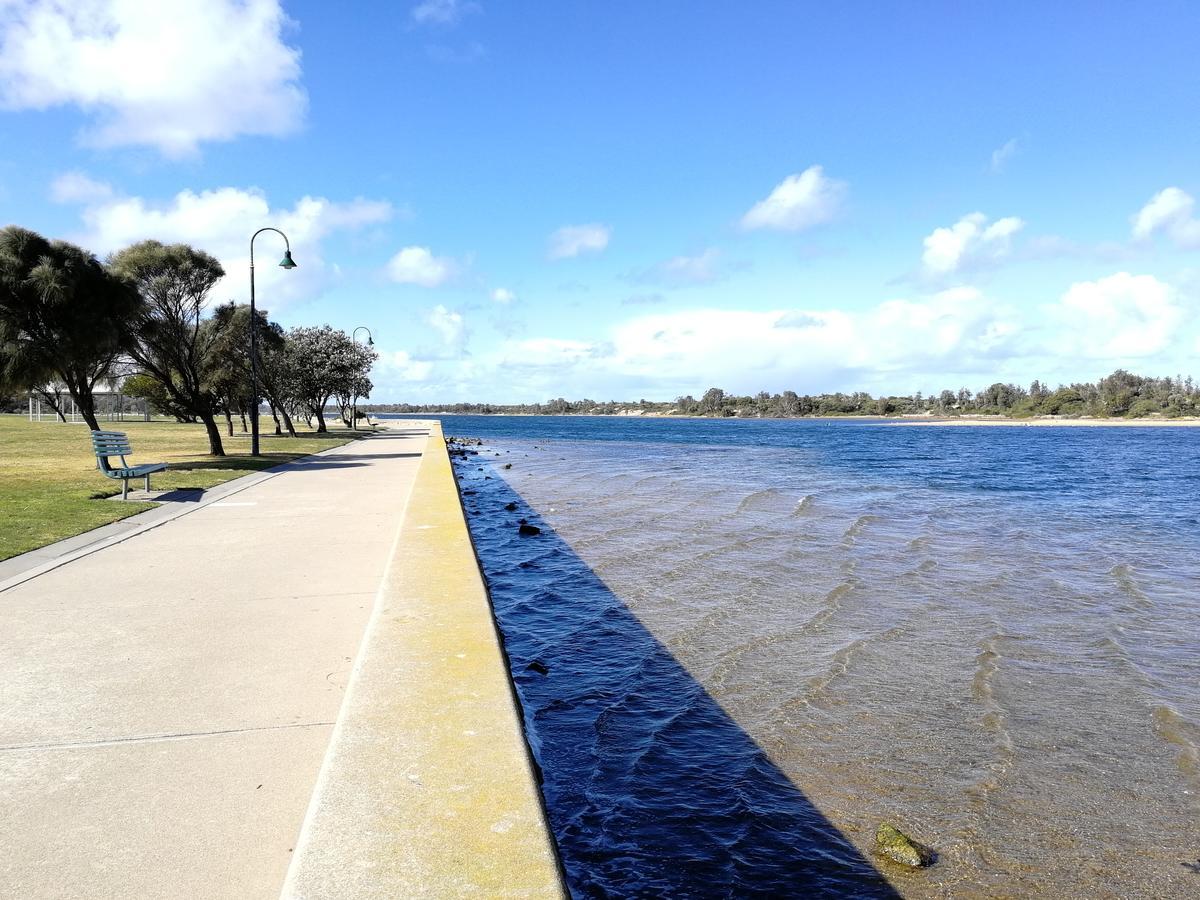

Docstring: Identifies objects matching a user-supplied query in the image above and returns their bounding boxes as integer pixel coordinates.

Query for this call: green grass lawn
[0,414,364,561]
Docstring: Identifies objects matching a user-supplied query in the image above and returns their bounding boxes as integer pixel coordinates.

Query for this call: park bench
[91,430,168,500]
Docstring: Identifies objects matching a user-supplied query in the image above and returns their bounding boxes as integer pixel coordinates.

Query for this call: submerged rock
[875,823,934,868]
[525,659,549,675]
[504,502,518,511]
[503,463,512,469]
[518,523,541,536]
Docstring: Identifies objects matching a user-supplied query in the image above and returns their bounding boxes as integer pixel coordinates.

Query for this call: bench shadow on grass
[456,462,901,899]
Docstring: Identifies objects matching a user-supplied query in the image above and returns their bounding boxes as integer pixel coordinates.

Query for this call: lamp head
[278,249,297,269]
[367,335,374,346]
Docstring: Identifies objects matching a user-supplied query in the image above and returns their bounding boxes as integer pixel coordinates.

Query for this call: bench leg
[144,474,151,492]
[122,479,129,501]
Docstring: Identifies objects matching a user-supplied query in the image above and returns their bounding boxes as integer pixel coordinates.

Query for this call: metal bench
[91,430,168,500]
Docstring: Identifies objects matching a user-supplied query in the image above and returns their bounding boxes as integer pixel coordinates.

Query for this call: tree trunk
[71,386,101,431]
[314,407,328,433]
[279,406,297,437]
[224,409,234,436]
[269,401,282,436]
[201,412,226,456]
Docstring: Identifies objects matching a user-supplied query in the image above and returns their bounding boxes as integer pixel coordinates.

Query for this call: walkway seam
[0,721,337,753]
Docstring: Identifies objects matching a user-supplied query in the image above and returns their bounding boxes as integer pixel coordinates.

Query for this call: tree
[0,226,142,431]
[699,387,725,415]
[286,325,375,432]
[109,240,228,455]
[206,302,298,437]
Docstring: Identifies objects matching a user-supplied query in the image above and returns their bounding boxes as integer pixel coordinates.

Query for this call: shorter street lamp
[351,326,374,431]
[249,228,296,456]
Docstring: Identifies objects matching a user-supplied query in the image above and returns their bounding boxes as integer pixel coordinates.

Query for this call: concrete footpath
[0,421,562,899]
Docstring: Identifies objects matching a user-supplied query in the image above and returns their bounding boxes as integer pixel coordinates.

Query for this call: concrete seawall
[282,421,564,898]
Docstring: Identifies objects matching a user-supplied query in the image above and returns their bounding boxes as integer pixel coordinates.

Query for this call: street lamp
[351,326,374,431]
[249,227,296,456]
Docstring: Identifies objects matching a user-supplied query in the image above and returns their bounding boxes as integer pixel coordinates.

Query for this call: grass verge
[0,414,364,561]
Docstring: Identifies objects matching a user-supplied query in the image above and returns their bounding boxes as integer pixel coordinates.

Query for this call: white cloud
[990,138,1019,173]
[68,185,392,307]
[921,212,1025,276]
[480,287,1020,399]
[740,166,845,232]
[547,223,610,260]
[411,0,480,26]
[491,287,516,304]
[387,246,455,287]
[1131,187,1200,248]
[426,304,465,349]
[49,171,112,204]
[376,349,434,383]
[499,338,597,368]
[0,0,306,157]
[1050,272,1182,359]
[637,248,723,286]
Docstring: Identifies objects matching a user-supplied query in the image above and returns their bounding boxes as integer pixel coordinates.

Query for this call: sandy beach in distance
[891,416,1200,427]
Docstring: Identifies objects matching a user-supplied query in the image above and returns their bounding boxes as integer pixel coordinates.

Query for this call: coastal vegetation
[366,369,1200,419]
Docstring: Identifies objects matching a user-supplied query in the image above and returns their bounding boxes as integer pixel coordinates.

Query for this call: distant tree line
[0,226,376,455]
[368,370,1200,420]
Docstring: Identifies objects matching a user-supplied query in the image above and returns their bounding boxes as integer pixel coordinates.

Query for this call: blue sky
[1,0,1198,402]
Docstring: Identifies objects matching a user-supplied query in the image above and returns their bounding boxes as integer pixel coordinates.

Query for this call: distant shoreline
[373,410,1200,427]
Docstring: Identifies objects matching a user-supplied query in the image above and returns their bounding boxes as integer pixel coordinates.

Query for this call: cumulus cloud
[426,304,466,349]
[65,184,392,307]
[990,138,1019,173]
[1131,187,1200,248]
[0,0,306,157]
[49,171,112,204]
[1050,272,1182,359]
[491,287,516,304]
[411,0,480,26]
[376,349,434,383]
[740,166,845,232]
[634,248,724,286]
[547,223,610,260]
[921,212,1025,276]
[387,246,455,287]
[481,287,1020,400]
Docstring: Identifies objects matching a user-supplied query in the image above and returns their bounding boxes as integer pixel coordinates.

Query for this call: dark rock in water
[462,489,476,495]
[504,502,518,511]
[518,518,528,524]
[518,523,541,536]
[525,659,549,675]
[503,463,512,469]
[875,822,934,868]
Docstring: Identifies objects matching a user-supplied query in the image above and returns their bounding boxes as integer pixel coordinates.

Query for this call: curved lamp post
[351,326,374,430]
[249,228,296,456]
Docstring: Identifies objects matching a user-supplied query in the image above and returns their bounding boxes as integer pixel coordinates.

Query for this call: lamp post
[351,326,374,430]
[249,228,296,456]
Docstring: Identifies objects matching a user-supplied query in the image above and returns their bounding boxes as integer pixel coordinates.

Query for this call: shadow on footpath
[454,457,901,899]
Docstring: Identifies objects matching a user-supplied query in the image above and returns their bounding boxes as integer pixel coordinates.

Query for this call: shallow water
[429,416,1200,898]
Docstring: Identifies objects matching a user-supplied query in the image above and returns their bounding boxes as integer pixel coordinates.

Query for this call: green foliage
[109,240,228,454]
[0,226,142,429]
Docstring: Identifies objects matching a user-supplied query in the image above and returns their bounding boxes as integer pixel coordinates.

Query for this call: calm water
[419,415,1200,898]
